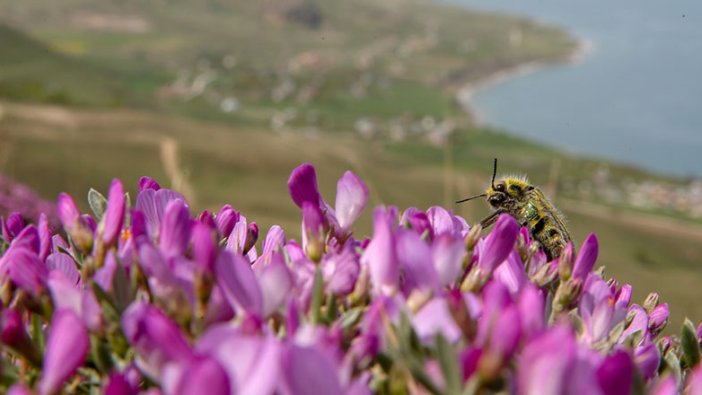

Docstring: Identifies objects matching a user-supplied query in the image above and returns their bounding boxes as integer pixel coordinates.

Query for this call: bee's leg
[479,209,509,228]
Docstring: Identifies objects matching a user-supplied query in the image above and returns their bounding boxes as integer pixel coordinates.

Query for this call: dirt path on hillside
[560,198,702,241]
[159,136,196,206]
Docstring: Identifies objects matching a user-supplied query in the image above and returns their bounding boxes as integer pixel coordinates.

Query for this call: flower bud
[558,242,574,281]
[244,221,259,254]
[643,292,660,312]
[572,234,598,281]
[465,223,482,251]
[552,278,583,315]
[215,205,239,238]
[648,303,669,334]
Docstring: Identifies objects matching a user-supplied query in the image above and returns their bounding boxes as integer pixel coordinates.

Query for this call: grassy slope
[2,103,702,327]
[0,0,575,129]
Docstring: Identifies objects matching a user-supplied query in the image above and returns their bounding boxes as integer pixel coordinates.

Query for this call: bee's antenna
[491,158,498,189]
[456,193,487,204]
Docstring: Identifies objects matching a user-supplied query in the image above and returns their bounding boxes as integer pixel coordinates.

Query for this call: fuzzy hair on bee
[457,158,571,260]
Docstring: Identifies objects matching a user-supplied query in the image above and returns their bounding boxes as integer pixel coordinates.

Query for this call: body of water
[455,0,702,178]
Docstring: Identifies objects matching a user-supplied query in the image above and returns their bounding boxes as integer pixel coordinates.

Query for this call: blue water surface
[453,0,702,177]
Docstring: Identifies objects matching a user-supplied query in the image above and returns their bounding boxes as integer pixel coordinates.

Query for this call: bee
[457,158,571,260]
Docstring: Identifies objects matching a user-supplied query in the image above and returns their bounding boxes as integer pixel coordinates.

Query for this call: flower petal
[215,250,263,317]
[283,344,343,395]
[288,163,322,208]
[334,170,368,232]
[102,179,126,247]
[38,310,89,395]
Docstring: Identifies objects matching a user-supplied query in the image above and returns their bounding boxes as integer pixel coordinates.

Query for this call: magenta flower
[10,224,40,254]
[518,326,578,395]
[301,201,328,260]
[283,344,343,395]
[686,364,702,394]
[261,225,286,254]
[432,233,466,287]
[1,309,41,367]
[196,332,282,395]
[596,350,633,395]
[288,163,322,208]
[517,284,545,340]
[215,250,263,317]
[104,372,138,395]
[361,206,399,295]
[334,170,368,234]
[493,251,527,294]
[477,214,519,275]
[7,385,32,395]
[191,221,217,274]
[57,192,80,231]
[634,342,660,380]
[138,176,161,192]
[572,233,598,281]
[38,309,89,395]
[648,303,669,333]
[2,212,25,242]
[400,207,432,238]
[38,213,52,261]
[102,179,126,248]
[3,247,48,297]
[135,188,186,240]
[255,251,294,317]
[159,199,191,257]
[395,228,439,293]
[215,205,239,239]
[322,244,360,296]
[122,303,194,377]
[412,297,462,342]
[172,357,231,395]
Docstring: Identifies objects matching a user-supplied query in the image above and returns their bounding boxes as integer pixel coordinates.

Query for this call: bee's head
[486,180,508,208]
[455,158,531,207]
[485,178,530,208]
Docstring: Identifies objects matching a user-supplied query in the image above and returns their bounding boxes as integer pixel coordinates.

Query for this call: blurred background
[0,0,700,327]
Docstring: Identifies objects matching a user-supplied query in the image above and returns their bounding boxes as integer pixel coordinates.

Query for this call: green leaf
[340,307,363,329]
[435,333,461,395]
[663,350,682,385]
[87,188,107,221]
[681,318,701,368]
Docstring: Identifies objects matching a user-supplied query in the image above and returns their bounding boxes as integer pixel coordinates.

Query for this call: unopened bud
[461,266,486,293]
[465,224,482,251]
[531,261,558,288]
[643,292,660,312]
[558,242,574,281]
[244,222,259,254]
[552,279,582,316]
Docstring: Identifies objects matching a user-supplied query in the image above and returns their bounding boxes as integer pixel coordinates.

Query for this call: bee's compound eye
[495,184,505,192]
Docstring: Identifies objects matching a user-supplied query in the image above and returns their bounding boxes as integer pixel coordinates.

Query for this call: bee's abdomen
[527,215,568,260]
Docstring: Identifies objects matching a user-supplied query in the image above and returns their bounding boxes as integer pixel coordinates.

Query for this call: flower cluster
[0,173,57,233]
[0,163,701,395]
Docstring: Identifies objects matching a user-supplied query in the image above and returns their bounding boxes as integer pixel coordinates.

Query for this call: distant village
[569,166,702,219]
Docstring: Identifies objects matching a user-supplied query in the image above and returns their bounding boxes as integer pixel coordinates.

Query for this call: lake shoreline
[456,37,593,125]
